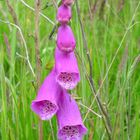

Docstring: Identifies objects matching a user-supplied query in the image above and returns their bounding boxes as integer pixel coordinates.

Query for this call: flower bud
[57,4,71,24]
[57,25,76,53]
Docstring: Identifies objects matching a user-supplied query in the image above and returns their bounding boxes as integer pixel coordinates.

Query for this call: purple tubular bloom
[62,0,74,6]
[55,47,80,90]
[57,90,87,140]
[31,69,61,120]
[57,4,71,24]
[57,25,76,53]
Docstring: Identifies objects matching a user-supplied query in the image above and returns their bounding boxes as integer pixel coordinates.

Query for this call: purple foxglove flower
[55,47,80,90]
[63,0,74,6]
[57,4,71,24]
[57,90,87,140]
[57,25,76,53]
[31,69,61,120]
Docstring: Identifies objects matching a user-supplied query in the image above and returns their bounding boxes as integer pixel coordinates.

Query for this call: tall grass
[0,0,140,139]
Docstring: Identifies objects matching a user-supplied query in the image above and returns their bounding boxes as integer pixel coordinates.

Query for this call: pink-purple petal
[55,48,80,90]
[57,90,87,140]
[57,5,71,24]
[31,69,61,120]
[57,25,76,53]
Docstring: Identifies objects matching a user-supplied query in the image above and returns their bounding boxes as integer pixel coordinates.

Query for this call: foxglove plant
[31,0,87,139]
[57,90,87,140]
[55,47,80,90]
[56,1,87,139]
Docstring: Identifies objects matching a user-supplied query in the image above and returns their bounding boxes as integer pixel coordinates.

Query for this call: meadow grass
[0,0,140,140]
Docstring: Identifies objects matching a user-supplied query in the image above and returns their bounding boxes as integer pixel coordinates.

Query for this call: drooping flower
[57,25,76,53]
[55,47,80,90]
[57,90,87,140]
[31,69,61,120]
[57,4,71,24]
[62,0,74,6]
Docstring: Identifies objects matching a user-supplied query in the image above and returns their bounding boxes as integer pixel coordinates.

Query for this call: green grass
[0,0,140,139]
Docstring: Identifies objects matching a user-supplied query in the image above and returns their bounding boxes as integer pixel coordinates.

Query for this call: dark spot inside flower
[60,125,80,139]
[57,72,78,89]
[37,100,57,120]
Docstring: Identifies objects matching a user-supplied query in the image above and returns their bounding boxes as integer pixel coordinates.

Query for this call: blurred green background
[0,0,140,139]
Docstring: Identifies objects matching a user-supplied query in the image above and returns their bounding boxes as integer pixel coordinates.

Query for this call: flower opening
[55,48,80,90]
[32,100,57,120]
[58,125,84,140]
[57,72,79,90]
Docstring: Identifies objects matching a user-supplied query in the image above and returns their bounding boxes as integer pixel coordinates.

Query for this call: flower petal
[31,69,61,120]
[57,90,87,139]
[57,5,71,24]
[57,25,76,53]
[55,48,80,90]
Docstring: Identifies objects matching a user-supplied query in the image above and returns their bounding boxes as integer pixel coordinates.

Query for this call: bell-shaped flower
[55,47,80,90]
[62,0,74,6]
[57,25,76,53]
[57,90,87,140]
[57,4,71,24]
[31,69,61,120]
